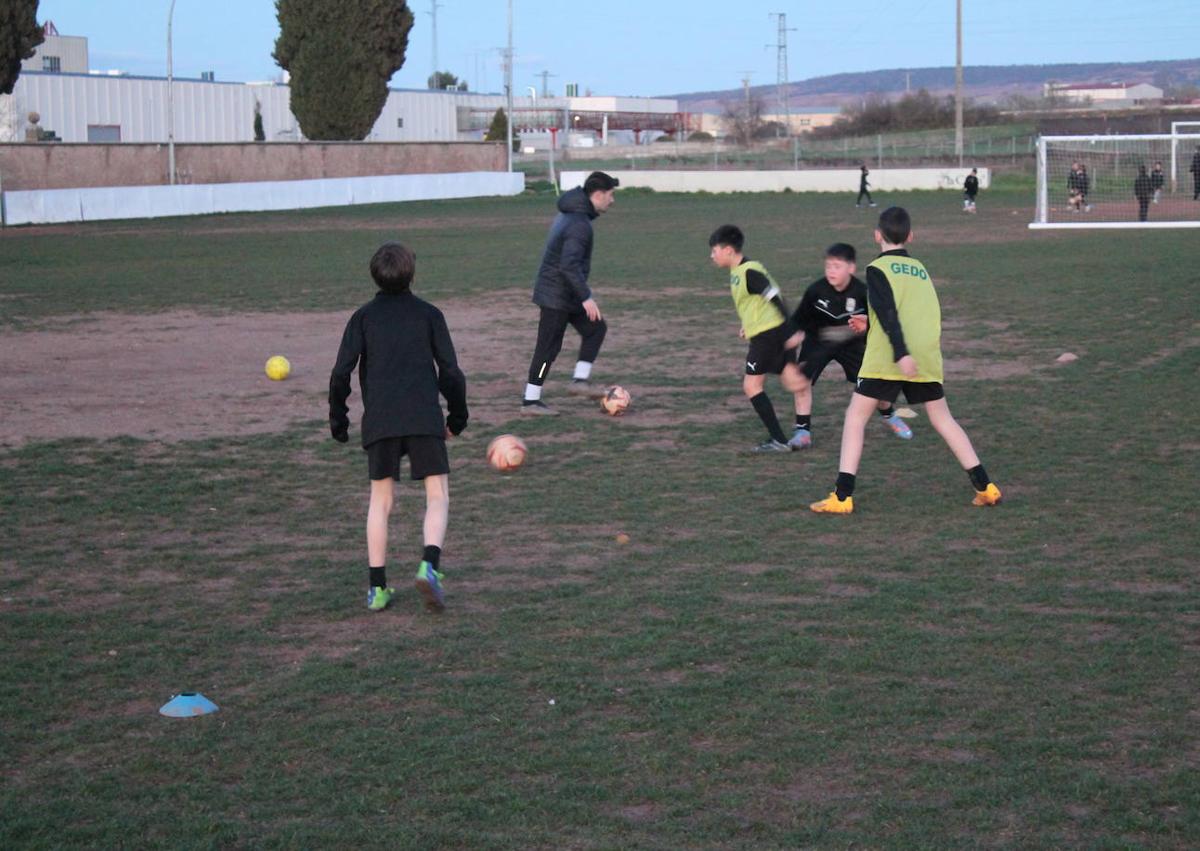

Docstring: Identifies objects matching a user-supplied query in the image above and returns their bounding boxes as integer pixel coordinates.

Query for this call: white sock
[573,361,593,380]
[524,383,542,402]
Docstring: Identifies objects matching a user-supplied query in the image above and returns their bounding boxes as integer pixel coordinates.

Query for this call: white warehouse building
[1,70,682,146]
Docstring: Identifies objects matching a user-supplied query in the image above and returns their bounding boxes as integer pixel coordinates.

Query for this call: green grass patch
[1,187,1198,847]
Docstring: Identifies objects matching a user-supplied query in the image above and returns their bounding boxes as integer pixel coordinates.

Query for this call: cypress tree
[273,0,414,141]
[0,0,44,95]
[484,107,520,152]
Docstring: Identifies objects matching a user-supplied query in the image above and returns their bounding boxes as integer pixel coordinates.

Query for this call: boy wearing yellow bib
[810,207,1002,513]
[709,224,805,453]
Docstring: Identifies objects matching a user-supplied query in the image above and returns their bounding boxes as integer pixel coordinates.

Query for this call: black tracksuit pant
[527,306,607,385]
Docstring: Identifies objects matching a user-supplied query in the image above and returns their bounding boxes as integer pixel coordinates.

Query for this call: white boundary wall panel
[559,168,989,194]
[2,171,524,225]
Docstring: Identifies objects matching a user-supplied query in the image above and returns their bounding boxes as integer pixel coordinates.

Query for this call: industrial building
[1,22,689,147]
[1043,81,1165,107]
[1,70,691,147]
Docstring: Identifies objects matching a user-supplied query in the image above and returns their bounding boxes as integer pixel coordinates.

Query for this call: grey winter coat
[531,187,597,311]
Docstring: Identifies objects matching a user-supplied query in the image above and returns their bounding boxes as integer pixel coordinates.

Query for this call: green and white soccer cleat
[367,585,395,612]
[415,561,445,612]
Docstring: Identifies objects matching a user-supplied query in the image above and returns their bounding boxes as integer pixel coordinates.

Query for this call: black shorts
[366,436,449,481]
[855,378,944,404]
[798,337,864,385]
[745,325,796,376]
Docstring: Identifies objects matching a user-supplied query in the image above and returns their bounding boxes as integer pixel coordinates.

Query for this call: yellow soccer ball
[265,355,291,381]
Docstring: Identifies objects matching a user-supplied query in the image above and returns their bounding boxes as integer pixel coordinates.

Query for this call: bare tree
[721,96,766,146]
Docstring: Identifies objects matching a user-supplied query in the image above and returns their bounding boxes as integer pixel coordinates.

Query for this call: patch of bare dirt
[0,284,741,447]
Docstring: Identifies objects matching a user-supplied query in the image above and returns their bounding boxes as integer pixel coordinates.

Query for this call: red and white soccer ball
[600,385,632,416]
[487,434,527,471]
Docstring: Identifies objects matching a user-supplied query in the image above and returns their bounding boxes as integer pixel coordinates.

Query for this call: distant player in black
[788,243,914,450]
[1067,162,1084,212]
[1150,161,1165,204]
[962,168,979,213]
[1134,165,1153,222]
[329,242,469,614]
[856,164,875,208]
[1077,163,1092,211]
[1190,146,1200,200]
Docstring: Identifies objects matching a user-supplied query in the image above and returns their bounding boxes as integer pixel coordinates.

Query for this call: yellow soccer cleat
[972,483,1003,507]
[810,492,854,514]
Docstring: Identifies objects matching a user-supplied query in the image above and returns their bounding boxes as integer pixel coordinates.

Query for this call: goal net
[1031,133,1200,229]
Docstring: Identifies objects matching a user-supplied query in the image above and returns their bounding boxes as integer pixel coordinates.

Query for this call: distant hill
[670,58,1200,113]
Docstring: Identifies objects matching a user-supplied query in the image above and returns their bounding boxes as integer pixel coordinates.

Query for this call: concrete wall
[559,167,991,194]
[0,141,506,191]
[2,171,525,226]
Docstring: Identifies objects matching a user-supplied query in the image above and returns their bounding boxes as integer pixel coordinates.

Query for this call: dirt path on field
[0,288,743,448]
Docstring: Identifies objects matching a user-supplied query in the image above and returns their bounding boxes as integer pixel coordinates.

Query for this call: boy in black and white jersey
[789,243,914,449]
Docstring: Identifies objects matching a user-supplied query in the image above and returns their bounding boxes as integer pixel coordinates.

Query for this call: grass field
[2,183,1198,848]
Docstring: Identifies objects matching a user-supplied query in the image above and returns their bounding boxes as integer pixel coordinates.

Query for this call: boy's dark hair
[825,242,856,263]
[370,242,415,293]
[708,224,744,252]
[877,206,911,245]
[583,171,620,194]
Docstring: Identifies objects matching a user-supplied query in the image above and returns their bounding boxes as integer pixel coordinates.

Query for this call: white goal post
[1031,133,1200,229]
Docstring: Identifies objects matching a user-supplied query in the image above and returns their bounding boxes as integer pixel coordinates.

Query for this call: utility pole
[536,69,557,98]
[505,0,513,172]
[954,0,963,166]
[740,71,754,110]
[768,12,796,138]
[429,0,444,85]
[167,0,177,185]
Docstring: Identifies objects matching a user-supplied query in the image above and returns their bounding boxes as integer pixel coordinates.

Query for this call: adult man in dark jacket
[521,170,619,415]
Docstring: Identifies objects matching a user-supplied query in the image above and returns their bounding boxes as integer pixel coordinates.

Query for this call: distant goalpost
[1030,132,1200,229]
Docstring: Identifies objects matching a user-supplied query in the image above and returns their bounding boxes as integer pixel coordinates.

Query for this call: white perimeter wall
[2,171,524,225]
[560,168,990,194]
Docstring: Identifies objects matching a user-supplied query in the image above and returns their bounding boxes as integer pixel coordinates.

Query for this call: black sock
[422,545,441,570]
[967,464,991,491]
[369,566,387,588]
[795,414,811,430]
[835,472,856,500]
[750,392,787,443]
[878,405,895,418]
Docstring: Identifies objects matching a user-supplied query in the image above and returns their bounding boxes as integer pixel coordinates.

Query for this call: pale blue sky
[35,0,1200,97]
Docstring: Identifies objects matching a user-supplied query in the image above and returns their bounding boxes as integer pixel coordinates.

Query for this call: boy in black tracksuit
[789,243,915,449]
[329,242,468,614]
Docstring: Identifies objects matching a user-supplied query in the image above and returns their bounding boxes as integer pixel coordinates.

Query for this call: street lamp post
[167,0,177,185]
[505,0,513,172]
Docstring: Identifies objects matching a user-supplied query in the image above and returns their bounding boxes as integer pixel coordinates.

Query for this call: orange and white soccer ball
[600,385,631,416]
[486,434,527,471]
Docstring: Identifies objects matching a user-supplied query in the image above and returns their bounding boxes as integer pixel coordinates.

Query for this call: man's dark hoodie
[531,187,598,311]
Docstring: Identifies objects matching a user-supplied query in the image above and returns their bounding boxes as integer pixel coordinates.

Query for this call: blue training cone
[159,692,219,717]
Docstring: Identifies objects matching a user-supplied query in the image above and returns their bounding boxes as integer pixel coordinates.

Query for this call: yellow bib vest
[730,260,784,339]
[860,255,944,382]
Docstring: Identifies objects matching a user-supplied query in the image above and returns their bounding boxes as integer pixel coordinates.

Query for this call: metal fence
[517,125,1039,178]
